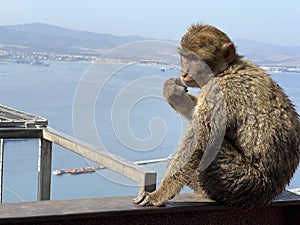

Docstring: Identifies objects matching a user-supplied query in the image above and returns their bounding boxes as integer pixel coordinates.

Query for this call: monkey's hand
[132,191,165,206]
[163,77,187,96]
[163,78,196,120]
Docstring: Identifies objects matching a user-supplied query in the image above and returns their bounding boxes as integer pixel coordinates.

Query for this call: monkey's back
[198,59,300,208]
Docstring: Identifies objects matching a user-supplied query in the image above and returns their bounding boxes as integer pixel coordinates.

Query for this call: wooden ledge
[0,190,299,225]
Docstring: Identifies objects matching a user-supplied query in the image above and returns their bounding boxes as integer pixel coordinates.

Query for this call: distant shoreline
[1,56,300,74]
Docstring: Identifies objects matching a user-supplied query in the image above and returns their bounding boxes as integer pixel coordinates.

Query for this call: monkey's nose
[181,71,188,78]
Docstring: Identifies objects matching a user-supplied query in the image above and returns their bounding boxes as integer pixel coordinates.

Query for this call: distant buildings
[0,50,97,63]
[1,49,300,73]
[260,65,300,73]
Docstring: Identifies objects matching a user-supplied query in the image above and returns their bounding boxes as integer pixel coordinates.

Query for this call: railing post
[38,138,52,201]
[0,139,4,203]
[139,171,157,194]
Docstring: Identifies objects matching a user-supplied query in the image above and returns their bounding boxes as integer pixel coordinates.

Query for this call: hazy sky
[1,0,300,46]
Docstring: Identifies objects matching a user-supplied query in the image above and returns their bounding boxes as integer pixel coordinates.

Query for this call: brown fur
[134,24,300,208]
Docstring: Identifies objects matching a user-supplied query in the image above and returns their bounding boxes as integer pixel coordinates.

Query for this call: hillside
[0,23,147,55]
[0,23,300,66]
[234,39,300,66]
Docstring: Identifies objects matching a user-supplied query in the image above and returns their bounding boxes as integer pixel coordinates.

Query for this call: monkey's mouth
[181,77,198,88]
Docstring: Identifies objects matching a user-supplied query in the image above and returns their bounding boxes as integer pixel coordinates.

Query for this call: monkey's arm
[134,81,224,206]
[163,78,197,120]
[133,124,203,206]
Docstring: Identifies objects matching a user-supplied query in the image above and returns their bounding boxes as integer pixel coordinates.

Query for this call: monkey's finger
[174,78,186,87]
[132,191,147,204]
[168,78,177,82]
[164,79,177,88]
[139,194,151,206]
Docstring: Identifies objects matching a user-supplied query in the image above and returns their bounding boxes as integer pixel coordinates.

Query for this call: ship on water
[53,155,173,176]
[15,59,49,66]
[53,166,103,175]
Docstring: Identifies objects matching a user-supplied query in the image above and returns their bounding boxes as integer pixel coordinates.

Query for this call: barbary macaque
[133,24,300,208]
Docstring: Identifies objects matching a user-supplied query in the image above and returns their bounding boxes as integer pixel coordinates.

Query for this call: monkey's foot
[132,191,165,206]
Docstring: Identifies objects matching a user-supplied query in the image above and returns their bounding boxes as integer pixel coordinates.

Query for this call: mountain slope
[0,23,300,65]
[0,23,147,54]
[234,39,300,65]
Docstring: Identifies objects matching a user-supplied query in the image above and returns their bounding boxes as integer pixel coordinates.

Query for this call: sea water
[0,61,299,202]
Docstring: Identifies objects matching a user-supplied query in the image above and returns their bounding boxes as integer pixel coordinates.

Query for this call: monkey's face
[180,48,214,88]
[179,24,238,88]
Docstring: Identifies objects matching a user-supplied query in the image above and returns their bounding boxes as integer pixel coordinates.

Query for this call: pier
[0,104,299,225]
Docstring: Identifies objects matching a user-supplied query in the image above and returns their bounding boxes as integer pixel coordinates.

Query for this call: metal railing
[0,127,157,202]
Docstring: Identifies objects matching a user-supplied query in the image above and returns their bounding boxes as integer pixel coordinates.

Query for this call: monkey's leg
[163,78,197,120]
[199,140,273,208]
[186,170,209,198]
[133,124,202,206]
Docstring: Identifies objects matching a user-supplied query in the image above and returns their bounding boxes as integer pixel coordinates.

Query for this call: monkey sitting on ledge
[133,24,300,208]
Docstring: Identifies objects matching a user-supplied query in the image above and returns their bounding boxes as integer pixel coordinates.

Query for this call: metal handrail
[0,127,157,202]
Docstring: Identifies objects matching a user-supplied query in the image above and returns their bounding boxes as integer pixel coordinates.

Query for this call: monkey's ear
[222,42,236,63]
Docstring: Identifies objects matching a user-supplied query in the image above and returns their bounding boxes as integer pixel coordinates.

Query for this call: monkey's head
[179,24,238,88]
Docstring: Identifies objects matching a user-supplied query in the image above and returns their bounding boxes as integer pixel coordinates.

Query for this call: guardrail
[0,127,157,202]
[1,191,300,225]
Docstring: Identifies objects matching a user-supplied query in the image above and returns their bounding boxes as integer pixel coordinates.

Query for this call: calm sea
[0,61,299,202]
